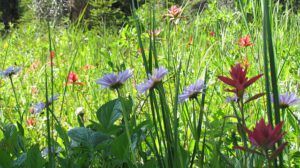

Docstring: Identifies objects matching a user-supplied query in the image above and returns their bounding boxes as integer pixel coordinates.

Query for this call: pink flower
[238,35,253,47]
[67,72,84,85]
[209,31,215,37]
[164,5,183,23]
[27,118,36,127]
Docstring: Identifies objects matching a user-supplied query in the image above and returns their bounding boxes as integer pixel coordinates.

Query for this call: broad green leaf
[0,150,12,168]
[111,133,129,161]
[68,127,110,148]
[55,124,70,148]
[25,145,45,168]
[96,99,122,130]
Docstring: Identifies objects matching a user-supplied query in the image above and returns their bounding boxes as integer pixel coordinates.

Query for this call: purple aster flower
[226,96,239,103]
[178,80,205,103]
[96,69,133,89]
[30,94,59,114]
[1,66,21,77]
[30,102,46,114]
[48,94,59,104]
[136,67,168,94]
[272,92,300,108]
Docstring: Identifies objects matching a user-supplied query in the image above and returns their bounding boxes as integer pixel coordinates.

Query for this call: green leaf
[96,99,122,130]
[68,127,110,148]
[0,150,12,168]
[25,145,45,168]
[17,122,24,137]
[13,153,27,167]
[111,133,129,161]
[55,124,70,148]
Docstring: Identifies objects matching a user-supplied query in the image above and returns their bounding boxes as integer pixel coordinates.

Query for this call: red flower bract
[245,118,285,150]
[218,63,262,98]
[209,31,215,37]
[50,51,55,59]
[239,35,253,47]
[27,118,36,126]
[67,72,83,85]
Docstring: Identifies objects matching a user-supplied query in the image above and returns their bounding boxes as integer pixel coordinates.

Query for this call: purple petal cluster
[30,94,59,114]
[1,66,21,77]
[96,69,133,90]
[225,96,239,103]
[48,94,59,104]
[178,80,204,103]
[31,102,46,114]
[136,67,168,94]
[273,92,300,108]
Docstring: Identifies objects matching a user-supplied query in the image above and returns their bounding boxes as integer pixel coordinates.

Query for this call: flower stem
[116,89,136,165]
[9,76,22,123]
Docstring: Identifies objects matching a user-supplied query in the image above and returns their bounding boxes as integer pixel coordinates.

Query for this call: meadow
[0,1,299,167]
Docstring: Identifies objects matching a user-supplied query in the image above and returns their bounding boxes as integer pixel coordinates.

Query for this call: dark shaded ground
[0,0,19,30]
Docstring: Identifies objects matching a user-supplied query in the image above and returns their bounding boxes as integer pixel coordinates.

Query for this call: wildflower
[136,67,168,94]
[236,118,287,159]
[246,118,286,149]
[226,95,239,103]
[238,35,253,47]
[30,95,59,114]
[96,69,133,90]
[241,57,250,68]
[1,66,21,78]
[27,118,36,127]
[179,80,205,103]
[272,92,300,109]
[50,51,55,59]
[209,31,215,37]
[48,94,59,104]
[30,102,46,114]
[67,71,83,85]
[30,60,41,71]
[31,86,39,95]
[218,63,262,99]
[75,107,84,116]
[164,5,183,24]
[82,64,95,71]
[187,36,193,47]
[167,5,182,18]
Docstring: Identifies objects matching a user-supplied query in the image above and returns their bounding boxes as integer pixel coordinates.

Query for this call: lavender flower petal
[1,66,21,77]
[136,67,168,94]
[96,69,133,89]
[179,79,204,103]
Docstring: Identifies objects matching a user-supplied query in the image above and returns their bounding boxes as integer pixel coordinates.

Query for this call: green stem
[9,76,22,123]
[116,89,136,165]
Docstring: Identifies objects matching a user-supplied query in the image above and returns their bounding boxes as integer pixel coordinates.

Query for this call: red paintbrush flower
[209,31,215,37]
[235,118,288,159]
[246,119,286,150]
[50,51,55,59]
[27,118,36,127]
[67,72,84,85]
[218,63,262,98]
[238,35,253,47]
